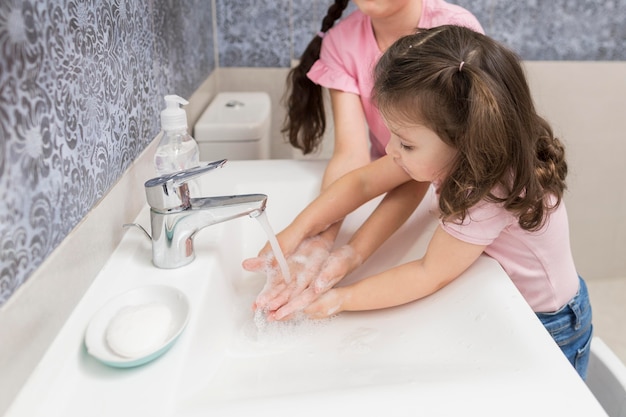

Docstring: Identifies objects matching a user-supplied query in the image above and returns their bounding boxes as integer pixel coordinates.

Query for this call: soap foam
[250,308,335,347]
[293,245,330,286]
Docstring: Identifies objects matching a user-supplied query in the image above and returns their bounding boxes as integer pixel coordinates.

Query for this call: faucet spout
[149,193,267,269]
[191,194,267,225]
[142,159,268,269]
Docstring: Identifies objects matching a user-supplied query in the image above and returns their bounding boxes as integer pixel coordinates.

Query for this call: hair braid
[281,0,349,154]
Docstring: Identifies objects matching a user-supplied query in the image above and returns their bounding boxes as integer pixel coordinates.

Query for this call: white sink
[6,160,605,417]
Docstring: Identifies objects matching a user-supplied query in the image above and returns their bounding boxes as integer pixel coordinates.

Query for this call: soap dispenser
[154,95,200,176]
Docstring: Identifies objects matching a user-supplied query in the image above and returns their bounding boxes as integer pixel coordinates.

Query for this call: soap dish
[84,285,190,368]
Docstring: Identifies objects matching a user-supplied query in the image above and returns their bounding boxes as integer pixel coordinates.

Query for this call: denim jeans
[536,277,593,380]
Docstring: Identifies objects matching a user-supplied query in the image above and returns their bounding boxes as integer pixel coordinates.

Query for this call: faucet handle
[145,159,227,189]
[144,159,227,212]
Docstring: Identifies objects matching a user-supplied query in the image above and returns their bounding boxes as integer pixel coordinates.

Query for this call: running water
[255,212,291,283]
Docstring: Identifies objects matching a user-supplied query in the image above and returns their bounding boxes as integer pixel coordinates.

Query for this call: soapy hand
[270,244,362,320]
[303,288,347,319]
[314,244,361,293]
[243,236,332,313]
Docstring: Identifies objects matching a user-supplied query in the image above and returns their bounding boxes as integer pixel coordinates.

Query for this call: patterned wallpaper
[454,0,626,60]
[0,0,214,305]
[1,0,624,306]
[219,0,625,67]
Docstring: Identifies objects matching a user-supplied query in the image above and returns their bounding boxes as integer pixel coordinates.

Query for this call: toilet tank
[193,92,271,161]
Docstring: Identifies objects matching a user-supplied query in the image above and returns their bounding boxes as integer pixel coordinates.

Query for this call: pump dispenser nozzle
[161,95,189,131]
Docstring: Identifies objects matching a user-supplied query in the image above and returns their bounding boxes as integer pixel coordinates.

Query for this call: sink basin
[6,160,605,416]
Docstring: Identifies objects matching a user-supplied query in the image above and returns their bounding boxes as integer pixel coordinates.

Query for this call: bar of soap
[106,303,173,358]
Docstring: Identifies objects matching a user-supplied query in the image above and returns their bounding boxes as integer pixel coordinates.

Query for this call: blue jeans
[536,277,593,380]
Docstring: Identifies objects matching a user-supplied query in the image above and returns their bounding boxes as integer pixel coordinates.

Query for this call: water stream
[255,211,291,283]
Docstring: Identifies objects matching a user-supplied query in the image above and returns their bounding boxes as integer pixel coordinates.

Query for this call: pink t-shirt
[427,187,580,313]
[307,0,484,159]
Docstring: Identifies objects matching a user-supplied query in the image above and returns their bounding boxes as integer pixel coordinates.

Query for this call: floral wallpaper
[453,0,626,60]
[218,0,625,65]
[0,0,214,306]
[1,0,624,306]
[216,0,292,68]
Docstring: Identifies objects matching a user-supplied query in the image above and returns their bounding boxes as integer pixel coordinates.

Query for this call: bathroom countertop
[4,160,607,417]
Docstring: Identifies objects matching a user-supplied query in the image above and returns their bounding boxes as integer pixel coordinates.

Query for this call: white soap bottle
[154,95,200,176]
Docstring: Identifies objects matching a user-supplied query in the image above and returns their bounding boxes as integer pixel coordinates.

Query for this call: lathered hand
[303,288,346,320]
[243,236,332,313]
[271,244,362,321]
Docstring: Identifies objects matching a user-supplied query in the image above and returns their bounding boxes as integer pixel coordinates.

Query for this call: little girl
[251,25,592,379]
[262,1,484,314]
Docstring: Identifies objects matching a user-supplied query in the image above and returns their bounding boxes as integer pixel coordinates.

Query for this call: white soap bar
[106,303,173,358]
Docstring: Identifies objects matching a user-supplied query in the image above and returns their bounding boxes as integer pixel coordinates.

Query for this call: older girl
[254,25,592,379]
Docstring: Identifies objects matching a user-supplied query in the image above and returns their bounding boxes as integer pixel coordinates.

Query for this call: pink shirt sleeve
[435,190,579,313]
[306,37,360,95]
[306,11,375,95]
[440,199,515,246]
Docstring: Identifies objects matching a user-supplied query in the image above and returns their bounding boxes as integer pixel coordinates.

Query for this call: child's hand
[269,244,362,321]
[313,244,362,293]
[303,288,347,319]
[246,236,333,313]
[242,251,290,310]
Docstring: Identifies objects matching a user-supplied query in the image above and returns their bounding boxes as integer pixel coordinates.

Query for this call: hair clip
[459,61,465,72]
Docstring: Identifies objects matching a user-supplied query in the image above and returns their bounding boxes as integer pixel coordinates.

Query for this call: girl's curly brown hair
[373,25,567,231]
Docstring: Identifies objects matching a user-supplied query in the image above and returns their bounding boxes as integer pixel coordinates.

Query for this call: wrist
[337,244,363,271]
[318,221,341,244]
[335,286,352,313]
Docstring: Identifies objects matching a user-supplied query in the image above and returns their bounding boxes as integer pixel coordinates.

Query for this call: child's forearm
[337,227,486,312]
[304,228,487,319]
[287,156,411,242]
[338,261,440,311]
[349,180,429,263]
[306,181,429,295]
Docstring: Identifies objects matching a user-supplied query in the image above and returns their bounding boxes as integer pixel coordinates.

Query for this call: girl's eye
[400,142,414,151]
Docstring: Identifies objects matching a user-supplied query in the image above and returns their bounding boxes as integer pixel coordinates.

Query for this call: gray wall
[0,0,215,305]
[218,0,625,66]
[1,0,625,306]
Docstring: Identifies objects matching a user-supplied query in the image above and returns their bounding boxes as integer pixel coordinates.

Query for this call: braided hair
[282,0,350,154]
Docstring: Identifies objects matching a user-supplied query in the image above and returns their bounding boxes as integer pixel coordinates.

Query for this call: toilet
[193,92,271,161]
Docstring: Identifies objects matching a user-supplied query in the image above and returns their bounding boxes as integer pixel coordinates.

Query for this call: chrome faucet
[142,159,267,269]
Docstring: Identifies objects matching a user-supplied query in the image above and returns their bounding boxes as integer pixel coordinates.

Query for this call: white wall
[524,62,626,280]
